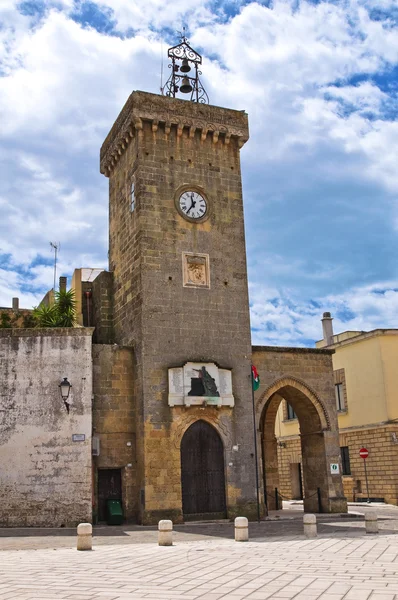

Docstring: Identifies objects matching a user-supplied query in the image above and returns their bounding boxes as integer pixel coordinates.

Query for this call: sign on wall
[330,463,340,474]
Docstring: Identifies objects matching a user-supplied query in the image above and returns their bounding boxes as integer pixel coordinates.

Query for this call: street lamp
[59,377,72,413]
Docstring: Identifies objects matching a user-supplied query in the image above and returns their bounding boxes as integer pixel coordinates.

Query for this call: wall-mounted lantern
[59,377,72,414]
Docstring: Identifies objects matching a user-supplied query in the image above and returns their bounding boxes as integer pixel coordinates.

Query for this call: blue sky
[1,0,398,345]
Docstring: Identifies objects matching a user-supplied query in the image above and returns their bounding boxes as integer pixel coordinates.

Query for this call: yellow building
[276,312,398,505]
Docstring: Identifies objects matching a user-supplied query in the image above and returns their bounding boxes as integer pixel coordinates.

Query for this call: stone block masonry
[101,91,258,523]
[92,344,137,521]
[0,328,93,527]
[277,424,398,505]
[253,346,346,514]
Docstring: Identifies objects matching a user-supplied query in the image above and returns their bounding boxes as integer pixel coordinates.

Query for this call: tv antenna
[160,38,164,94]
[50,242,60,291]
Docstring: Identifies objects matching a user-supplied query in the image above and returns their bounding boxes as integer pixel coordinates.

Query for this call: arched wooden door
[181,420,227,520]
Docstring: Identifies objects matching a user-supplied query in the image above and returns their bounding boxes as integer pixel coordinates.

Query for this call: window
[340,446,351,475]
[334,369,347,411]
[286,403,297,420]
[335,382,345,411]
[130,180,135,212]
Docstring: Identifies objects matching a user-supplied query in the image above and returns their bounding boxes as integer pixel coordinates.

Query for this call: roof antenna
[50,241,60,292]
[160,38,164,95]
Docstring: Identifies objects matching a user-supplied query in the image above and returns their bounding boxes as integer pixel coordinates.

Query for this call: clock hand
[187,194,196,214]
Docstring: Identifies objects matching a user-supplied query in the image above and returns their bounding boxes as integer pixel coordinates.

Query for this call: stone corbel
[224,133,231,145]
[165,121,171,136]
[134,117,143,131]
[213,130,219,144]
[152,119,159,133]
[134,117,143,140]
[237,137,246,148]
[177,123,184,137]
[201,129,208,142]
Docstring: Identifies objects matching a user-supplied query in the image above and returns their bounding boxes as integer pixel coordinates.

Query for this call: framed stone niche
[168,362,234,408]
[182,252,210,289]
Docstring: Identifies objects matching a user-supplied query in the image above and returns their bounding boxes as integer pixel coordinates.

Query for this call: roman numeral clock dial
[178,191,208,222]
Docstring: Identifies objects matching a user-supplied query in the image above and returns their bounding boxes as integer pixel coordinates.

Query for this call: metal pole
[250,369,261,522]
[363,458,370,503]
[54,245,57,291]
[275,487,278,511]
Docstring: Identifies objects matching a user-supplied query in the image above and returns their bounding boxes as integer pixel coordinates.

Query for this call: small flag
[252,365,260,391]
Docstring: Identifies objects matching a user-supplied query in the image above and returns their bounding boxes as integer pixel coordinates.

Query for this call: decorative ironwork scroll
[162,30,209,104]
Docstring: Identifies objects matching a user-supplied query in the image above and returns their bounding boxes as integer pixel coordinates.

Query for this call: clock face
[179,191,208,220]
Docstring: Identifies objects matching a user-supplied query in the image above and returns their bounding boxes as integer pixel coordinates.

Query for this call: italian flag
[252,365,260,391]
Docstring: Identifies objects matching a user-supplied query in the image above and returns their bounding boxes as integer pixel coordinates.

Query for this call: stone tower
[100,90,258,524]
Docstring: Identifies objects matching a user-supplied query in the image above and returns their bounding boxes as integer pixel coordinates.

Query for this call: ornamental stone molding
[256,375,331,431]
[100,91,249,177]
[172,414,232,450]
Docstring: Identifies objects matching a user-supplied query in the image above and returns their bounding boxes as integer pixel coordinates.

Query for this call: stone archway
[257,377,346,514]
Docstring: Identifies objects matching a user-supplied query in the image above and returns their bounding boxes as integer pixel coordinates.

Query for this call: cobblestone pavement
[1,504,398,599]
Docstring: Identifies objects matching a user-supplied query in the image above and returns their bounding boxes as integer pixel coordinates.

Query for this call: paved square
[2,506,398,600]
[1,528,398,599]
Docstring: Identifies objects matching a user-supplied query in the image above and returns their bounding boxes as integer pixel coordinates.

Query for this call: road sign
[330,463,340,474]
[359,447,369,459]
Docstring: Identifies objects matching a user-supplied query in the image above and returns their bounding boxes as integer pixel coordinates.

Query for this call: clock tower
[100,39,258,524]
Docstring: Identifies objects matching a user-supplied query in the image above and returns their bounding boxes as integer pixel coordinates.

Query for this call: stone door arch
[257,377,345,514]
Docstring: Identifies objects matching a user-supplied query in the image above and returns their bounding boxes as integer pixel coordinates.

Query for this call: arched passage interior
[180,420,227,520]
[260,382,330,513]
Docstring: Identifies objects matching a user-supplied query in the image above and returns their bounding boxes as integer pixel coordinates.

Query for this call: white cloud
[250,280,398,347]
[0,0,397,343]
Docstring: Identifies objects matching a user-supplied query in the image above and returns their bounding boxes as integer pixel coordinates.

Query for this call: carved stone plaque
[168,362,234,407]
[182,252,210,288]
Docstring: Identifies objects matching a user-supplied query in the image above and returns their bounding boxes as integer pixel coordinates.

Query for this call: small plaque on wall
[72,434,86,442]
[182,252,210,288]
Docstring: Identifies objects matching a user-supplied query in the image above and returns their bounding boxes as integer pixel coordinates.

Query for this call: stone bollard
[365,512,378,534]
[158,520,173,546]
[77,522,92,551]
[234,517,249,542]
[303,514,317,538]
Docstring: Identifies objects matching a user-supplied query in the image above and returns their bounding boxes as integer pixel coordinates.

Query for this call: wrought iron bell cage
[163,32,209,104]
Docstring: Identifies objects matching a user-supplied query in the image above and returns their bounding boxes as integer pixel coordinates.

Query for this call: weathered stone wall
[276,436,302,500]
[92,344,137,521]
[91,271,114,344]
[0,328,93,527]
[102,92,257,523]
[0,308,35,329]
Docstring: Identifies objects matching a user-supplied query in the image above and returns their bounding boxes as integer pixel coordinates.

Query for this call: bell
[180,77,193,94]
[180,58,191,73]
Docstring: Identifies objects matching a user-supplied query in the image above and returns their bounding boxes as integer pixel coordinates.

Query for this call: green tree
[33,289,77,328]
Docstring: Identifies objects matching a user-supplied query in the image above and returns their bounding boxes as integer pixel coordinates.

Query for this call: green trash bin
[106,499,123,525]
